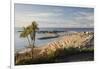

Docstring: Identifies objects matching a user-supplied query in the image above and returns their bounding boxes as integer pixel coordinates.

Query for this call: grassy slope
[15,47,94,65]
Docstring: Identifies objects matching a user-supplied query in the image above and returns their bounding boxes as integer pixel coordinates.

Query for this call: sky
[15,3,94,28]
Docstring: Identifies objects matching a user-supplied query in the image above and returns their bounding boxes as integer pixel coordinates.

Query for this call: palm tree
[20,21,39,59]
[20,27,31,46]
[20,21,39,47]
[30,21,39,47]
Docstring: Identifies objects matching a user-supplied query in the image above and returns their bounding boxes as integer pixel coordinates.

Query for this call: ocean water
[14,28,94,51]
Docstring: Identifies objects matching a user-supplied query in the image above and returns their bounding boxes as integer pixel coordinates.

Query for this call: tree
[20,27,31,46]
[20,21,39,47]
[20,21,39,59]
[30,21,39,47]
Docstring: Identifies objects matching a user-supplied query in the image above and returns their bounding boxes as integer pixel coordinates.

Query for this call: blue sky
[15,3,94,28]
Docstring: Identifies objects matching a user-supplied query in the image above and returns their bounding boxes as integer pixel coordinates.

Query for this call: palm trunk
[26,36,31,47]
[31,30,36,59]
[33,30,36,47]
[33,40,35,47]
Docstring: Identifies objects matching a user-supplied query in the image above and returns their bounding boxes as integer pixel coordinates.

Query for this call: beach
[15,32,94,65]
[15,28,93,51]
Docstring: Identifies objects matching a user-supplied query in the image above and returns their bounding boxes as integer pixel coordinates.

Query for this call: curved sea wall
[15,32,94,65]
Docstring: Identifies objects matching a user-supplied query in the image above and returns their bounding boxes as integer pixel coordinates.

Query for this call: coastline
[15,28,94,51]
[15,32,94,65]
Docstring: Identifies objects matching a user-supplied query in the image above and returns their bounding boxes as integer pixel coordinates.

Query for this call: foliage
[20,21,39,47]
[15,46,94,65]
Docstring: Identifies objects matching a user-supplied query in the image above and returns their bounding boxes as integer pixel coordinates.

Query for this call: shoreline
[15,31,93,52]
[15,31,94,65]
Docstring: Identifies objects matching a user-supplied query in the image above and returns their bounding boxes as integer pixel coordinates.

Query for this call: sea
[14,27,94,52]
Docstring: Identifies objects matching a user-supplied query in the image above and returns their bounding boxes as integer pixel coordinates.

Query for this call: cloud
[15,4,94,28]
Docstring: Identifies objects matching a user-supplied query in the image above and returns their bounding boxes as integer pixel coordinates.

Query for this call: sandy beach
[15,32,94,65]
